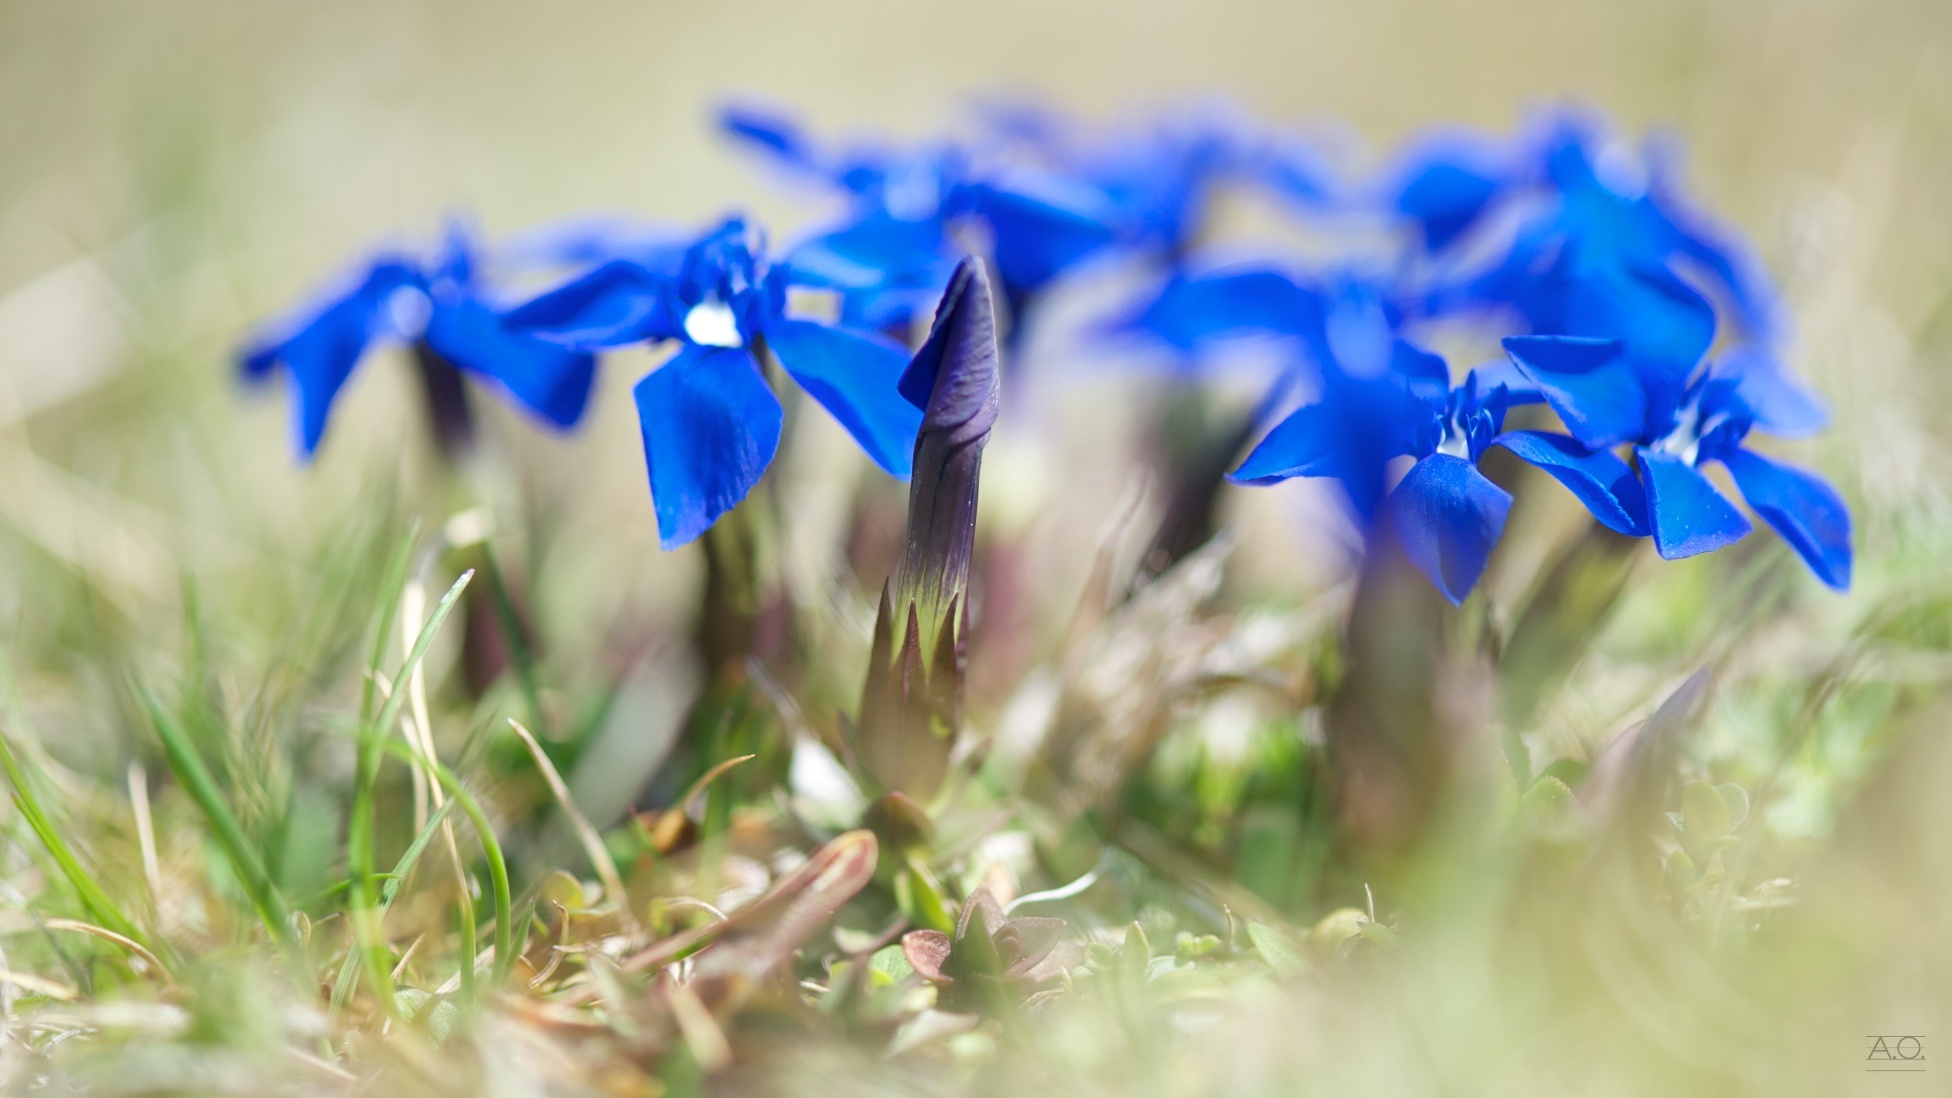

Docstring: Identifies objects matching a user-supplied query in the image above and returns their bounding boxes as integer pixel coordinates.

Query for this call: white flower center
[683,300,744,348]
[387,287,432,339]
[1654,402,1703,465]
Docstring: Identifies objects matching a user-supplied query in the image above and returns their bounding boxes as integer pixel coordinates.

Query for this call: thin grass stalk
[393,577,475,979]
[138,683,294,950]
[508,718,630,923]
[379,740,512,989]
[0,734,148,948]
[328,798,457,1014]
[348,567,472,1020]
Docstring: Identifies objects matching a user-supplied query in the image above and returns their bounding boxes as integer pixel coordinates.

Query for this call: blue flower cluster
[239,103,1848,595]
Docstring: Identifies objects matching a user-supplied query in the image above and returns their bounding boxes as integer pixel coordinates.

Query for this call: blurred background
[4,0,1952,1093]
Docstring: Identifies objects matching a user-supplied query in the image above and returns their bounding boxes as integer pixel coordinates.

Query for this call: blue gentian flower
[1380,127,1530,254]
[241,226,597,457]
[1222,274,1694,603]
[1503,334,1851,589]
[717,103,1115,333]
[1233,350,1521,604]
[1427,119,1793,396]
[502,216,924,549]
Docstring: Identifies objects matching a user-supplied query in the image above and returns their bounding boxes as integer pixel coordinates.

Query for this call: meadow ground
[1,1,1951,1094]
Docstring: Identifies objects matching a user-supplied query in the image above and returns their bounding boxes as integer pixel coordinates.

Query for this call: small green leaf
[1666,849,1700,887]
[1521,775,1576,817]
[1716,783,1750,830]
[1174,933,1221,963]
[1682,781,1732,841]
[870,944,914,985]
[1538,757,1590,789]
[1246,922,1307,979]
[1120,922,1151,984]
[1356,921,1399,949]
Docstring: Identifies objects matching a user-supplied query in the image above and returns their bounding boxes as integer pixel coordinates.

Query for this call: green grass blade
[0,734,148,948]
[380,740,511,991]
[328,797,457,1014]
[138,683,292,947]
[360,521,423,729]
[348,567,472,1019]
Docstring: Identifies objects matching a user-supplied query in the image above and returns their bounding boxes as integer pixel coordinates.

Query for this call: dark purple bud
[852,258,1000,800]
[894,256,1001,642]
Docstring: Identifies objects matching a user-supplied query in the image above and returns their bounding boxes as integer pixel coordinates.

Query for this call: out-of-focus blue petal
[1492,430,1648,536]
[1230,402,1346,486]
[1231,376,1421,518]
[1644,173,1785,344]
[1564,263,1717,382]
[718,102,819,172]
[502,261,673,349]
[1245,131,1337,212]
[1396,161,1505,252]
[424,299,597,428]
[1710,346,1829,438]
[787,216,948,290]
[1388,454,1513,605]
[765,319,921,478]
[1721,447,1851,589]
[1390,339,1452,402]
[962,183,1115,296]
[1636,447,1752,559]
[1128,269,1322,350]
[634,345,783,550]
[1501,335,1646,448]
[243,259,424,457]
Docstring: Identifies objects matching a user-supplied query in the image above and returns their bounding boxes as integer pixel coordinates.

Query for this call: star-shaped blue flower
[1502,334,1850,589]
[718,103,1116,333]
[502,216,925,548]
[241,226,597,457]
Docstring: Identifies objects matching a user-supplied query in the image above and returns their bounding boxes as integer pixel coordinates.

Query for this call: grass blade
[328,797,457,1015]
[380,740,513,989]
[139,682,292,947]
[507,718,630,924]
[0,733,148,948]
[348,567,472,1018]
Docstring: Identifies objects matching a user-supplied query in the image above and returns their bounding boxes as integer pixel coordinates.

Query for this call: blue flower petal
[1230,402,1346,486]
[1391,339,1452,402]
[962,183,1115,296]
[765,319,922,479]
[1636,447,1752,559]
[634,346,784,549]
[1564,263,1717,382]
[501,260,673,350]
[242,259,423,457]
[424,299,597,429]
[1501,335,1646,448]
[1710,346,1829,439]
[717,102,819,172]
[1721,448,1851,589]
[1388,454,1514,605]
[1231,376,1425,519]
[786,216,949,290]
[1128,269,1322,350]
[1492,430,1648,536]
